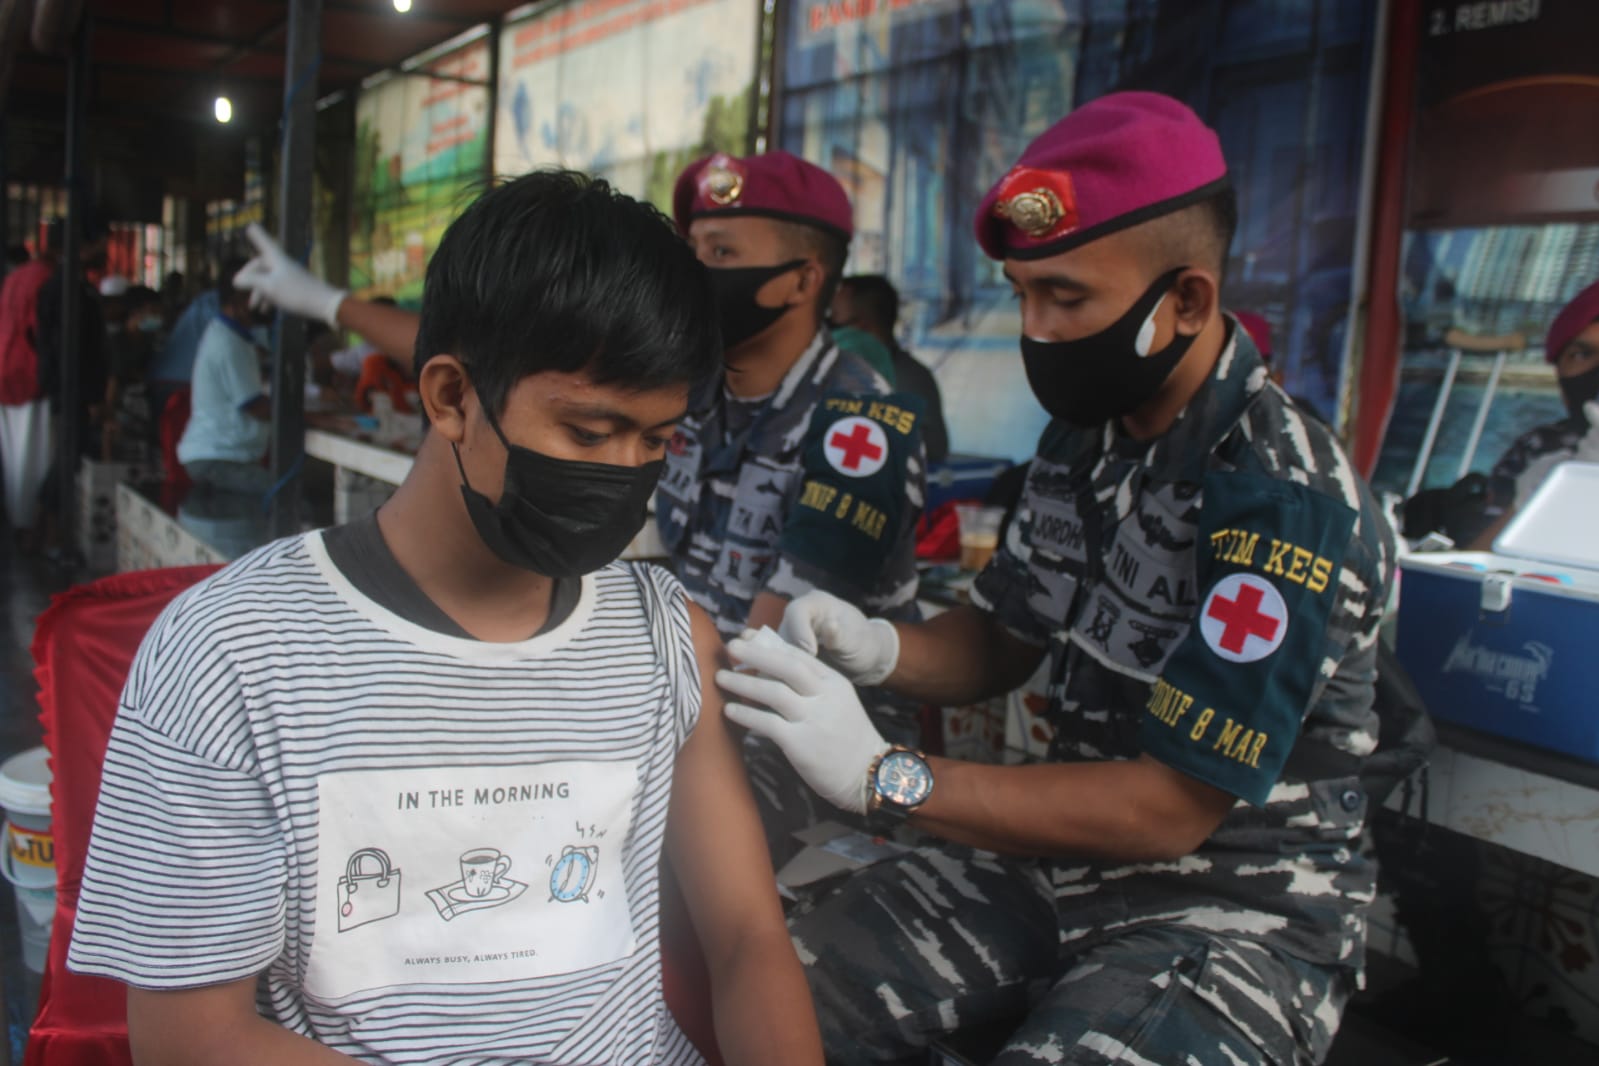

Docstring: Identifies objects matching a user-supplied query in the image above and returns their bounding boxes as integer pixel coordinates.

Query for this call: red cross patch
[823,416,889,478]
[1198,573,1288,663]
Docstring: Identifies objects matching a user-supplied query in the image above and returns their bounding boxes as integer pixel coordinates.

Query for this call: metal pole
[761,0,786,153]
[0,124,9,258]
[56,16,89,552]
[1457,350,1506,480]
[483,19,500,184]
[269,0,321,539]
[1284,0,1322,394]
[1335,0,1392,436]
[1406,348,1459,499]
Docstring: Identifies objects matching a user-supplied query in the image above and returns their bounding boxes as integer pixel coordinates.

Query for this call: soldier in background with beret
[662,151,928,857]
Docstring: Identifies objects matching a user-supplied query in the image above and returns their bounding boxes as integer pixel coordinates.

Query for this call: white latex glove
[777,590,900,687]
[718,627,889,816]
[234,223,346,327]
[1577,401,1599,463]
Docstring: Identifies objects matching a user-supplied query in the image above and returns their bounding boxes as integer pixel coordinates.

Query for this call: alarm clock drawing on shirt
[550,845,599,903]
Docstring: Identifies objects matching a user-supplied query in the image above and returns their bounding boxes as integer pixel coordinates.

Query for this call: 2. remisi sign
[804,0,943,33]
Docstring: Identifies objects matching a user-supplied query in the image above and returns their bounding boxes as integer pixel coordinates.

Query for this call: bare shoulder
[687,602,731,678]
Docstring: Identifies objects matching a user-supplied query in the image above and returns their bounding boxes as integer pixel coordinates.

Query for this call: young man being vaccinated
[69,172,822,1066]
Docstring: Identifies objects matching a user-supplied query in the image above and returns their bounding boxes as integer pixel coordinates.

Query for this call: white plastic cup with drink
[954,504,1005,572]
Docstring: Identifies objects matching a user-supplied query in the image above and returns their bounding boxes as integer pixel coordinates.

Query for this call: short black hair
[415,170,722,416]
[1129,186,1238,285]
[217,256,251,306]
[775,220,849,315]
[839,274,899,336]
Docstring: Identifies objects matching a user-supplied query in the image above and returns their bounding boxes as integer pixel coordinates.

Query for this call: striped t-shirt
[68,531,705,1065]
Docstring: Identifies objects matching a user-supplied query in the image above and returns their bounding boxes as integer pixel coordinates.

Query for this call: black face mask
[706,259,806,351]
[453,402,663,578]
[1020,267,1195,428]
[1558,361,1599,421]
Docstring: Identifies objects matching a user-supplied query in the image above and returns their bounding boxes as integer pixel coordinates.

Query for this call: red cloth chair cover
[27,565,221,1066]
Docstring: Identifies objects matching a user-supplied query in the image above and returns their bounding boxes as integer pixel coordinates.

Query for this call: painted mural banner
[350,35,491,304]
[493,0,759,212]
[778,0,1378,460]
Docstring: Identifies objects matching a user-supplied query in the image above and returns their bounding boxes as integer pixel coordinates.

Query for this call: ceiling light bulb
[393,0,412,12]
[214,96,233,123]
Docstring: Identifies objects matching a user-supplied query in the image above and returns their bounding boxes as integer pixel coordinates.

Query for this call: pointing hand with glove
[718,627,891,816]
[233,223,348,327]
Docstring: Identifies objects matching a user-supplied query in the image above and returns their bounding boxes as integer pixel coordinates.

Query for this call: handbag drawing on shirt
[337,847,401,932]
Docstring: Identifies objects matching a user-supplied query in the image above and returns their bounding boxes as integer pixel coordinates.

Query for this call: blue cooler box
[1396,552,1599,762]
[925,454,1013,510]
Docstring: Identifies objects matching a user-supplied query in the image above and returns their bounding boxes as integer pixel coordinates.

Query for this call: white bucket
[0,747,54,973]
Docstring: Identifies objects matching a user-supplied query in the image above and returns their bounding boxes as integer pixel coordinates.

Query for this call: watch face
[876,750,933,807]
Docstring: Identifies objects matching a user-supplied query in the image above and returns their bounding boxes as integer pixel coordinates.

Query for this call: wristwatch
[866,746,934,828]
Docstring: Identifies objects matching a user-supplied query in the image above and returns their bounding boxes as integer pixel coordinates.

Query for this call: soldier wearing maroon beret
[720,93,1397,1064]
[1478,278,1599,538]
[658,150,931,859]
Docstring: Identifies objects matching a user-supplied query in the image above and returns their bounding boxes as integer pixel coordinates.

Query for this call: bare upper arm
[985,611,1049,691]
[666,603,788,970]
[127,976,260,1064]
[745,591,789,633]
[1131,753,1238,856]
[903,604,1046,699]
[339,299,423,366]
[128,976,357,1064]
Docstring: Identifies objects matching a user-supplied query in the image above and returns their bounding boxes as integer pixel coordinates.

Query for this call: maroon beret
[673,151,853,243]
[975,91,1229,261]
[1547,279,1599,363]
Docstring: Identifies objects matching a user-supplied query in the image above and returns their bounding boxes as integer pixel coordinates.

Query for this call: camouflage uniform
[1487,414,1589,512]
[657,328,928,860]
[793,325,1394,1065]
[656,329,925,638]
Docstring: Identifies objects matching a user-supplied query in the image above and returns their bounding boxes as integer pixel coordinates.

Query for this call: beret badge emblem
[995,187,1066,238]
[703,159,744,206]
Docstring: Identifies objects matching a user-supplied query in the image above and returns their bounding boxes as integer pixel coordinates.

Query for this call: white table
[305,427,415,486]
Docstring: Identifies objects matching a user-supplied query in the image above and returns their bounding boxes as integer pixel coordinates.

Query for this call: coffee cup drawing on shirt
[460,848,512,898]
[426,846,530,921]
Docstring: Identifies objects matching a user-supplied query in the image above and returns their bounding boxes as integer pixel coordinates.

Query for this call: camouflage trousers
[789,846,1352,1065]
